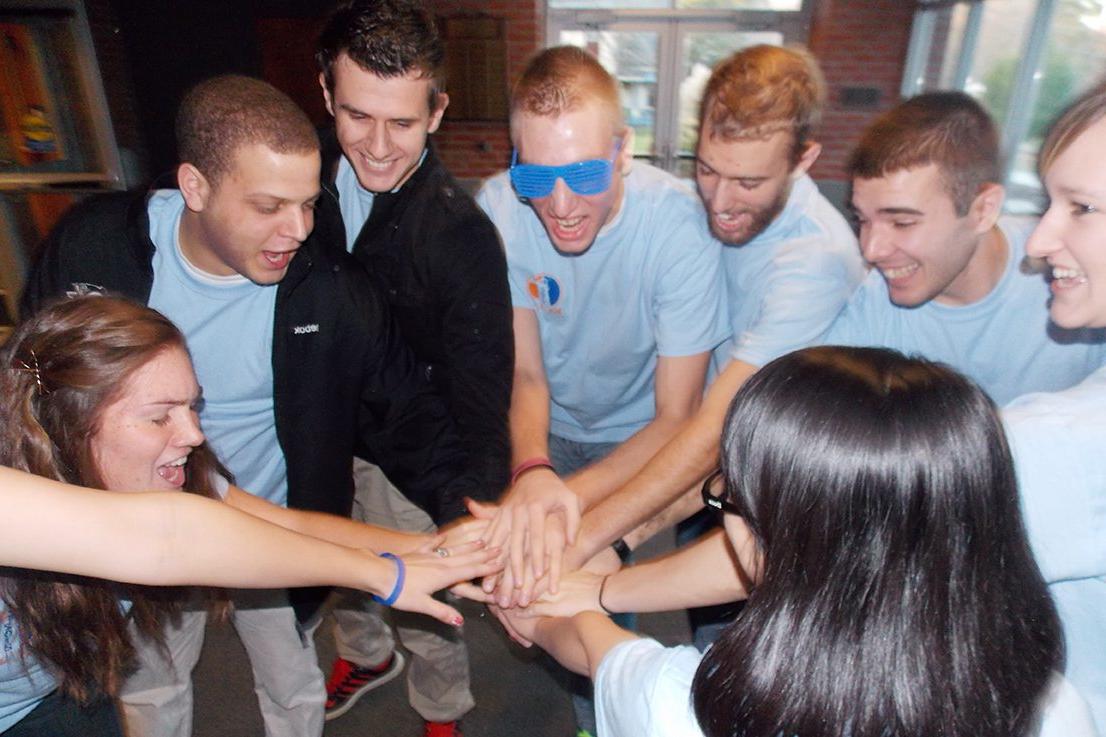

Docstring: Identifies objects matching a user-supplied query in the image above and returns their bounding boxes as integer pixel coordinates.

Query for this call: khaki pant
[121,591,325,737]
[329,459,474,723]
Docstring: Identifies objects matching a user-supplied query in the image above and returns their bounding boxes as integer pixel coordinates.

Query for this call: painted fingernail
[452,616,464,627]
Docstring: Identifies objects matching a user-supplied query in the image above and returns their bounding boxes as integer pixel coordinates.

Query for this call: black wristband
[611,537,632,563]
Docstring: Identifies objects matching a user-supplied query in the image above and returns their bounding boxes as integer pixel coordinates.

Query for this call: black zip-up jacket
[322,137,514,496]
[21,185,483,618]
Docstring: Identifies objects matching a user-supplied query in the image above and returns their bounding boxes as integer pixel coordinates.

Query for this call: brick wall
[429,0,917,185]
[82,0,917,185]
[429,0,543,178]
[808,0,916,181]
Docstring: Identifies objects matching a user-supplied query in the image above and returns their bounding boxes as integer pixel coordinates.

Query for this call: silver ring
[434,547,450,558]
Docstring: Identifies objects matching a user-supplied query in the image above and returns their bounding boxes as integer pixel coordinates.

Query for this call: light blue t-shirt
[146,190,288,506]
[1005,366,1106,733]
[334,149,428,249]
[0,600,55,731]
[335,156,376,249]
[477,162,729,443]
[716,174,866,371]
[825,217,1106,405]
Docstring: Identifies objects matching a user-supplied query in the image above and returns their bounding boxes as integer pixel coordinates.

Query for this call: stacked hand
[468,471,582,604]
[378,538,502,626]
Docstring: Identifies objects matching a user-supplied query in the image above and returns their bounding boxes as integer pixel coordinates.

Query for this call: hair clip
[13,349,48,396]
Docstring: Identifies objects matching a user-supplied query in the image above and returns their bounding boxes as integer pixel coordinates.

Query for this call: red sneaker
[323,653,406,720]
[424,720,463,737]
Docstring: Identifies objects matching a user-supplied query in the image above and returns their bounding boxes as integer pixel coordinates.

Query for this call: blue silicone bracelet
[371,553,405,606]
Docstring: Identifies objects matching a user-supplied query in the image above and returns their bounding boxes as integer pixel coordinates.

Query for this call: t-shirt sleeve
[475,178,534,309]
[207,471,230,501]
[653,216,730,357]
[823,288,876,347]
[595,638,705,737]
[1036,674,1099,737]
[732,240,863,367]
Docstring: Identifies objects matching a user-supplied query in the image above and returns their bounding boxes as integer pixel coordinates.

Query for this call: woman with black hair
[500,346,1096,737]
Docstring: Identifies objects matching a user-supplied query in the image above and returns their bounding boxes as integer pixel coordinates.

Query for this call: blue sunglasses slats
[509,153,614,198]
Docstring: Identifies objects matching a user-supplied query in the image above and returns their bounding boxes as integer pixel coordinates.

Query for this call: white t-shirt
[595,638,1099,737]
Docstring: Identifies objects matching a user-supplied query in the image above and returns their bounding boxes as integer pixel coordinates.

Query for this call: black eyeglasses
[700,468,742,516]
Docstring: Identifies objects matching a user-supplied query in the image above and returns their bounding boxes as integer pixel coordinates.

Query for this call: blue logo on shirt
[527,274,562,315]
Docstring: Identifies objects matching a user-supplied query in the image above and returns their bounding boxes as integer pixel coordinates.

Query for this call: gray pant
[328,459,474,723]
[121,591,325,737]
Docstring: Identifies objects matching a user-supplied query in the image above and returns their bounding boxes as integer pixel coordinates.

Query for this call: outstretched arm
[568,351,709,509]
[223,485,429,555]
[0,466,500,625]
[565,359,758,568]
[483,307,581,583]
[520,527,751,620]
[500,608,639,679]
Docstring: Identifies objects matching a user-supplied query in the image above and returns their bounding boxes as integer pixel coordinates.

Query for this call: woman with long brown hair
[0,295,498,736]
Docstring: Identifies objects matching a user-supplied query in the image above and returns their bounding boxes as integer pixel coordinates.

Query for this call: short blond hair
[510,46,623,136]
[700,45,825,159]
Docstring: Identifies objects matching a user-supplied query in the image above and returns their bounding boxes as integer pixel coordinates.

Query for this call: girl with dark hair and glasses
[499,345,1096,737]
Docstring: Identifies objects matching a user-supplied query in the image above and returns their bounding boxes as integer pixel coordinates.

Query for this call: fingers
[438,516,487,549]
[495,565,519,609]
[419,597,465,628]
[528,502,547,580]
[483,506,512,555]
[519,569,553,609]
[441,541,504,581]
[450,581,492,603]
[547,541,563,596]
[508,503,528,584]
[417,533,446,555]
[490,605,533,648]
[482,569,502,595]
[465,497,499,520]
[517,564,539,608]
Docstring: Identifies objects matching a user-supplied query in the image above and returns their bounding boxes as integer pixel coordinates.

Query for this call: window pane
[550,0,802,8]
[559,30,659,160]
[677,31,783,161]
[962,0,1037,130]
[1007,0,1106,210]
[678,0,801,8]
[551,0,669,8]
[924,3,972,89]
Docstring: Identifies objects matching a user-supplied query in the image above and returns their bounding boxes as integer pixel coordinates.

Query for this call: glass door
[549,7,807,177]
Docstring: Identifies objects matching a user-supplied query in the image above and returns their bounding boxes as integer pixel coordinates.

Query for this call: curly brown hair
[0,295,223,703]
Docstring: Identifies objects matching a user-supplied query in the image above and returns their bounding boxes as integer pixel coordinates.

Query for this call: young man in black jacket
[314,2,513,735]
[22,75,484,737]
